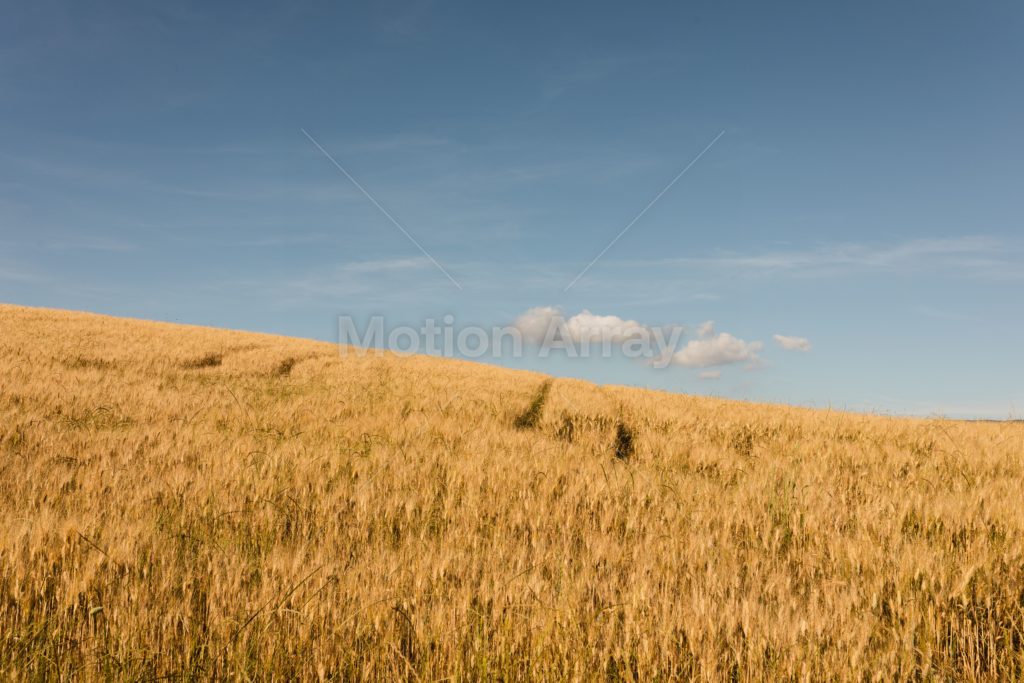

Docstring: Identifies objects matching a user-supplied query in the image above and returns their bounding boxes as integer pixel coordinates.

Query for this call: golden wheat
[1,303,1022,680]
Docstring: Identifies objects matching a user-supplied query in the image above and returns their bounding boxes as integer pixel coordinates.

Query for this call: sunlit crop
[1,304,1022,680]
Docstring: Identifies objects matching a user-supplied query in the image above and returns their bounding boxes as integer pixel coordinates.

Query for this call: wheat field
[1,303,1022,681]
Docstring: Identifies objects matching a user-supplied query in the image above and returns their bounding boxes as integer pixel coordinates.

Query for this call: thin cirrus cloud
[0,261,43,283]
[275,256,438,300]
[774,334,812,352]
[641,236,1019,280]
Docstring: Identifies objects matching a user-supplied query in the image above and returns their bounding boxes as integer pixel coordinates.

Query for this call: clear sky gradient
[2,1,1022,417]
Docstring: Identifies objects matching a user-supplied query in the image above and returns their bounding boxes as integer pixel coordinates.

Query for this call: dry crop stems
[0,304,1022,681]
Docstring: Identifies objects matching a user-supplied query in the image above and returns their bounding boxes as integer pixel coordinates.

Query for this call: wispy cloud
[229,232,342,248]
[648,236,1017,279]
[47,236,137,252]
[0,261,43,283]
[540,49,678,100]
[350,133,455,153]
[773,334,811,352]
[276,257,435,299]
[301,127,462,290]
[339,257,433,274]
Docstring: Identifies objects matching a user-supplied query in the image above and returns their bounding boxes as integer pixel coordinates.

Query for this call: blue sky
[2,1,1022,417]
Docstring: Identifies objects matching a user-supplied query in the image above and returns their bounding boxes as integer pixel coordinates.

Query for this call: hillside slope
[1,304,1022,680]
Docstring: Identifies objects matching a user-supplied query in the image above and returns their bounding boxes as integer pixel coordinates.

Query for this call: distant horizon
[7,300,1018,422]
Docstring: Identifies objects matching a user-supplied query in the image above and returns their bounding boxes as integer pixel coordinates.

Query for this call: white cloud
[513,307,687,367]
[563,309,654,343]
[773,334,811,352]
[513,308,797,373]
[513,307,657,345]
[514,306,563,345]
[696,320,715,338]
[671,332,763,368]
